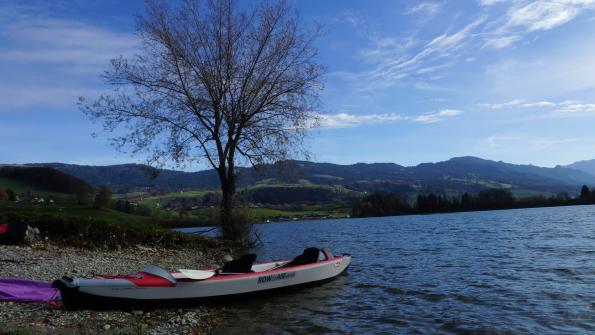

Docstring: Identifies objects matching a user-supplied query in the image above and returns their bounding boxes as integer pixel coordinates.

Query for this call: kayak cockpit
[216,247,334,275]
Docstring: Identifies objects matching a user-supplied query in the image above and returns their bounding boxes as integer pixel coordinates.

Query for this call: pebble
[0,242,228,335]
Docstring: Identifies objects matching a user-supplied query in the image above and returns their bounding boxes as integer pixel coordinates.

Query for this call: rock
[0,242,228,334]
[25,225,41,243]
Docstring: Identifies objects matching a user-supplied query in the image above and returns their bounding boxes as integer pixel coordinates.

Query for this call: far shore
[172,202,595,232]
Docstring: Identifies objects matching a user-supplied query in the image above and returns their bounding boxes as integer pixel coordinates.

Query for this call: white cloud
[414,109,463,123]
[483,0,595,49]
[508,2,578,31]
[553,102,595,116]
[333,0,595,100]
[319,113,407,128]
[0,87,102,109]
[520,101,556,108]
[482,36,519,49]
[405,2,441,15]
[477,0,509,6]
[478,99,595,124]
[0,18,138,74]
[358,36,417,63]
[319,109,463,128]
[478,99,525,109]
[337,12,362,29]
[479,99,595,112]
[360,17,484,89]
[0,4,139,110]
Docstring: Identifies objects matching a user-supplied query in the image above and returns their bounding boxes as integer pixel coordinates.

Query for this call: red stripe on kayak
[0,224,8,234]
[103,273,176,287]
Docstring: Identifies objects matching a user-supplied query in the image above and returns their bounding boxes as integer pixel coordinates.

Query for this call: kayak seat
[220,253,257,274]
[282,247,320,268]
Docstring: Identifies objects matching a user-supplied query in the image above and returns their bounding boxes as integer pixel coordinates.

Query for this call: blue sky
[2,0,595,169]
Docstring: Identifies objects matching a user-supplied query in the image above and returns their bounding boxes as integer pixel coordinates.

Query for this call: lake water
[183,205,595,334]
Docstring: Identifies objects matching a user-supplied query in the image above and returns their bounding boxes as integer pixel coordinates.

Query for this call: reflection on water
[189,205,595,334]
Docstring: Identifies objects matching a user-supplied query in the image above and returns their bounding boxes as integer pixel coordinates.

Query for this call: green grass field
[140,190,209,206]
[0,177,72,200]
[0,174,351,238]
[133,183,355,225]
[0,175,221,247]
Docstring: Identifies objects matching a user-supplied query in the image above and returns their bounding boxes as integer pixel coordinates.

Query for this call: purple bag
[0,278,61,303]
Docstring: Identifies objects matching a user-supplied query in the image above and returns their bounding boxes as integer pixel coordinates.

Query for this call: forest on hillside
[352,186,595,218]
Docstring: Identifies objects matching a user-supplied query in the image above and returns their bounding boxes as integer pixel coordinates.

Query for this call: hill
[29,157,595,200]
[564,159,595,177]
[0,165,94,195]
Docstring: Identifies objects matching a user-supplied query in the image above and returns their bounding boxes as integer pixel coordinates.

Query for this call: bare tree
[80,0,324,241]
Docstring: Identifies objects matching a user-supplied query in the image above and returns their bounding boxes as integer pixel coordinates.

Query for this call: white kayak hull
[54,251,351,309]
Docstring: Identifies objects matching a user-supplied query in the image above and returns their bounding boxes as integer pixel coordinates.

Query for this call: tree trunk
[220,179,234,231]
[218,169,248,242]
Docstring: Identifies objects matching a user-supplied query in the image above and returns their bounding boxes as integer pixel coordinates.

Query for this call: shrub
[94,185,112,208]
[0,211,220,249]
[217,209,256,245]
[6,188,16,201]
[76,190,94,205]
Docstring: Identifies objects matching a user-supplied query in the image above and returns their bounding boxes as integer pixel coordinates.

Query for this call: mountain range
[28,156,595,198]
[564,159,595,177]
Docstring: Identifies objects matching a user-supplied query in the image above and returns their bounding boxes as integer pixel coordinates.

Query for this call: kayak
[53,247,351,310]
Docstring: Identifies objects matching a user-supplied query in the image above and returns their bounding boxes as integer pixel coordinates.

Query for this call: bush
[94,185,112,208]
[6,188,16,201]
[218,209,256,245]
[0,211,221,249]
[76,190,94,205]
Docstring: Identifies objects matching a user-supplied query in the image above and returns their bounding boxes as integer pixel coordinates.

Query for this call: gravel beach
[0,241,233,335]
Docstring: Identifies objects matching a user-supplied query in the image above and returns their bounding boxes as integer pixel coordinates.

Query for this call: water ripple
[213,205,595,334]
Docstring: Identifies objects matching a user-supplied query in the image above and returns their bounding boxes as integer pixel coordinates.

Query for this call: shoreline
[0,241,232,335]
